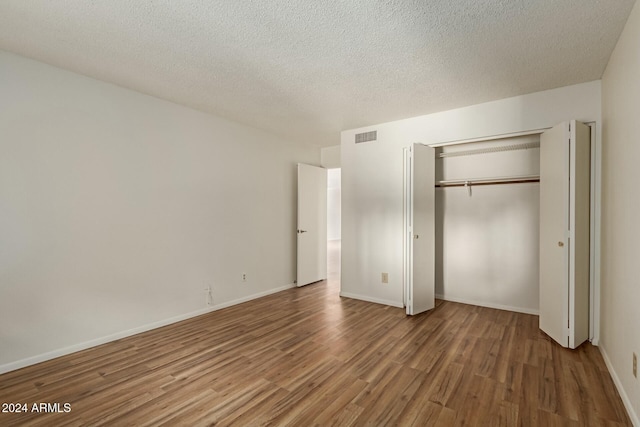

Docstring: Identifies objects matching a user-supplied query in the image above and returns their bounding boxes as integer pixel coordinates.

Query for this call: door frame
[403,147,411,308]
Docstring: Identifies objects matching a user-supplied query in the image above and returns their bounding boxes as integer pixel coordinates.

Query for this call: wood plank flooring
[0,244,632,425]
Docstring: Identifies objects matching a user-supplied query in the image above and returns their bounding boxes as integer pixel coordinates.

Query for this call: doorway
[327,168,341,282]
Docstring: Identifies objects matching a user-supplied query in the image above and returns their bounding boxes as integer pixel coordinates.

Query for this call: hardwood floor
[0,242,631,426]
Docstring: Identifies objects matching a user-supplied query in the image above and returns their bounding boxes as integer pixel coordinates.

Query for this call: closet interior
[434,133,542,316]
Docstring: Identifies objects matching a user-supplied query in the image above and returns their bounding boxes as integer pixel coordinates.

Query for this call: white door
[404,144,435,315]
[539,122,569,346]
[539,121,590,349]
[569,121,591,348]
[297,164,327,287]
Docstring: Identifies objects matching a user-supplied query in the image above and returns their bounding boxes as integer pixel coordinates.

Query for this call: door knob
[558,241,564,247]
[298,230,308,234]
[415,234,419,239]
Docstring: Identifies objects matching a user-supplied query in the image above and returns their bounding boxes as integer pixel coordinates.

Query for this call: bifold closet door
[539,121,590,349]
[404,143,435,315]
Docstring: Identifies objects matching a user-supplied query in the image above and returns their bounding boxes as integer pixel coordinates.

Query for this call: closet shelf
[438,141,540,158]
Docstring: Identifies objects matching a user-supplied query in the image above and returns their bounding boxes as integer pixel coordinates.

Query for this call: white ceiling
[0,1,635,147]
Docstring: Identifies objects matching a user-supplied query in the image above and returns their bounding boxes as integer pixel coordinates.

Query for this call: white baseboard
[339,292,404,308]
[599,345,640,427]
[435,294,539,315]
[0,283,296,375]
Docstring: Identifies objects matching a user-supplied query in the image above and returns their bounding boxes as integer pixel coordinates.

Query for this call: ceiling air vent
[355,130,377,144]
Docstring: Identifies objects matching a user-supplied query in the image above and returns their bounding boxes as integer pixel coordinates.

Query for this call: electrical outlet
[205,286,212,306]
[242,273,247,282]
[381,272,389,284]
[634,352,637,378]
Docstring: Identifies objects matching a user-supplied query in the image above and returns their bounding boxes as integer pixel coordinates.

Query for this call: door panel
[408,144,435,315]
[570,121,590,348]
[297,164,327,287]
[539,122,570,347]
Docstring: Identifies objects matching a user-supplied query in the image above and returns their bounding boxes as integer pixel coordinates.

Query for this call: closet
[403,120,591,349]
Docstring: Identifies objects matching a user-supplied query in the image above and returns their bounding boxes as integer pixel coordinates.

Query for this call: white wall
[341,81,601,311]
[0,50,320,372]
[327,169,341,241]
[601,0,640,423]
[321,145,341,169]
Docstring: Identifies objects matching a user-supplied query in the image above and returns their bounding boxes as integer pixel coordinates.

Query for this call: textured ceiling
[0,1,635,147]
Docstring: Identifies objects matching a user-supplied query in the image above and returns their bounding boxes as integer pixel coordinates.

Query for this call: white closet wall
[435,136,541,313]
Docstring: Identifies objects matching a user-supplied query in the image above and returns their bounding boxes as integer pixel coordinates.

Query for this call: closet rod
[436,174,540,188]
